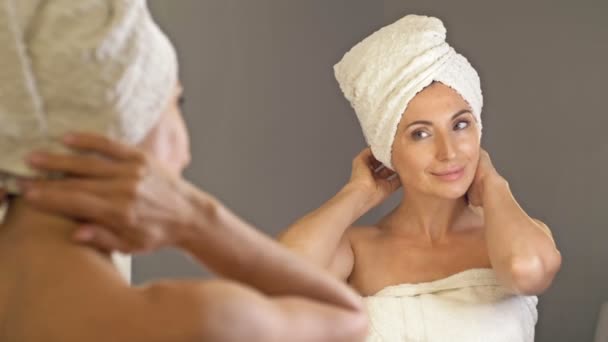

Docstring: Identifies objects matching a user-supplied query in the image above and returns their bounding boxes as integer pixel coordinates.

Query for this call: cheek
[164,112,191,170]
[457,136,480,181]
[457,132,480,159]
[138,113,188,164]
[393,146,433,184]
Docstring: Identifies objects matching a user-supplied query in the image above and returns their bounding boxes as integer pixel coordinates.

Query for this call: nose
[435,133,457,161]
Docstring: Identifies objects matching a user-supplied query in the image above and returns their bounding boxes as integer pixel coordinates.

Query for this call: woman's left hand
[467,149,503,207]
[20,133,200,254]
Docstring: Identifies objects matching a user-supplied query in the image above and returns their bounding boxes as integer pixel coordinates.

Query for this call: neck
[0,197,77,243]
[380,189,471,244]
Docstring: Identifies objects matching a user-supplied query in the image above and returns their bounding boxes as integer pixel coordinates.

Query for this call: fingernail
[75,228,94,241]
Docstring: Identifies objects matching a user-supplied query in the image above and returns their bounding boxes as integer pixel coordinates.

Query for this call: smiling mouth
[431,167,465,181]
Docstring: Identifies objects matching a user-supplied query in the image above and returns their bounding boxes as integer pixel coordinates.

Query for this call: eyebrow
[404,109,472,130]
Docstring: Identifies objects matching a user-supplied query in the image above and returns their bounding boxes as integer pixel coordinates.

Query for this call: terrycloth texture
[364,269,538,342]
[0,0,178,282]
[334,15,483,170]
[0,0,177,180]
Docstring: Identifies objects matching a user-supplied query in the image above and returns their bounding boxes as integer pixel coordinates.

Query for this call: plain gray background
[140,1,608,341]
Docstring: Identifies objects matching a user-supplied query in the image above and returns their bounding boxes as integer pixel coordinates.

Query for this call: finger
[23,188,125,235]
[370,158,382,171]
[388,175,402,192]
[63,132,144,161]
[354,148,379,169]
[21,178,117,197]
[480,148,490,160]
[367,151,385,171]
[375,166,395,179]
[355,147,373,162]
[358,147,372,158]
[27,152,126,177]
[74,225,132,253]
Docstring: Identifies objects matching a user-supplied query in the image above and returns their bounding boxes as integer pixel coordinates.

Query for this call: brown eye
[178,95,186,108]
[454,120,469,130]
[411,130,430,140]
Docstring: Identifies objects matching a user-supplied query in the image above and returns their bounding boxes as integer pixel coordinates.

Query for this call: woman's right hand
[20,133,206,254]
[347,148,401,213]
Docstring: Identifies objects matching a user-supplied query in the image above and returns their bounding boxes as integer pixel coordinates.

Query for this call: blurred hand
[347,148,401,213]
[22,133,200,254]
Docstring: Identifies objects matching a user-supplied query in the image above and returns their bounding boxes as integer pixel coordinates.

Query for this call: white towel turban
[334,14,483,170]
[0,0,178,189]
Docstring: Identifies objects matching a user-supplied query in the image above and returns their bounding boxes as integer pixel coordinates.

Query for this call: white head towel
[334,14,483,170]
[0,0,179,283]
[0,0,178,187]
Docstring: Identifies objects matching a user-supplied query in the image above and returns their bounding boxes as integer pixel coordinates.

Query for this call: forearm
[483,176,561,294]
[278,184,369,267]
[176,186,363,311]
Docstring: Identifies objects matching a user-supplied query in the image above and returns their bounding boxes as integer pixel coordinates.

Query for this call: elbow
[508,250,562,295]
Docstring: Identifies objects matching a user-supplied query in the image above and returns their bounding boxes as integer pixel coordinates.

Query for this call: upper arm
[327,230,355,281]
[136,279,367,342]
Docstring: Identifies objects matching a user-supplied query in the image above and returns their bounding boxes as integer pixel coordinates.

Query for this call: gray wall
[141,1,608,341]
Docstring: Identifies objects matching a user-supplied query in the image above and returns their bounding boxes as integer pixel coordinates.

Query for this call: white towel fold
[364,269,538,341]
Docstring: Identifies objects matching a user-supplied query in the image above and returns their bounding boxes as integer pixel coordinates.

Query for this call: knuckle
[112,205,138,228]
[132,150,148,163]
[131,162,148,179]
[122,181,141,201]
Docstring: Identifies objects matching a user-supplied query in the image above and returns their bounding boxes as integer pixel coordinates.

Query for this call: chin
[431,180,471,200]
[437,188,468,200]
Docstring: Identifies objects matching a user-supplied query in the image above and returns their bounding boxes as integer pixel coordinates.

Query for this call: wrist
[341,182,375,217]
[175,184,221,252]
[482,173,509,199]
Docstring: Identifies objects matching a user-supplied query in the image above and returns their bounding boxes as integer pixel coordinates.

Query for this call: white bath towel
[364,268,538,341]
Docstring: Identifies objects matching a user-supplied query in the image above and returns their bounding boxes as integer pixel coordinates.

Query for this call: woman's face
[391,82,480,199]
[137,82,191,175]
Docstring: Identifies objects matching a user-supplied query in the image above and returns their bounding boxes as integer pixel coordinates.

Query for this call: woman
[0,1,367,341]
[278,14,562,341]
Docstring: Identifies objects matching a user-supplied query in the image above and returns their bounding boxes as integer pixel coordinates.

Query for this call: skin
[278,82,562,296]
[0,83,368,342]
